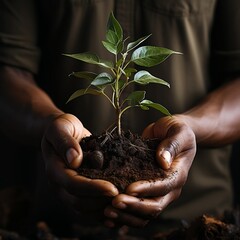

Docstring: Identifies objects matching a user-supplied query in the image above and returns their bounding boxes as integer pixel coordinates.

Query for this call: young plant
[64,12,180,136]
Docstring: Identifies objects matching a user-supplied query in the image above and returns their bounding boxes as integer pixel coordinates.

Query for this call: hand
[104,115,196,227]
[41,113,119,222]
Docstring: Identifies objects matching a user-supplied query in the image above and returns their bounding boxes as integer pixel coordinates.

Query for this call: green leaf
[91,72,114,86]
[69,71,97,80]
[116,58,123,67]
[66,88,102,103]
[127,34,151,52]
[140,99,171,116]
[103,12,124,55]
[133,70,170,87]
[107,12,123,43]
[106,29,118,44]
[140,105,149,110]
[117,41,124,53]
[131,46,181,67]
[103,40,123,55]
[102,41,117,54]
[124,67,137,78]
[63,53,113,69]
[126,91,146,106]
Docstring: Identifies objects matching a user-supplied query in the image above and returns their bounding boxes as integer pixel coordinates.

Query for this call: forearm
[181,78,240,147]
[0,65,63,146]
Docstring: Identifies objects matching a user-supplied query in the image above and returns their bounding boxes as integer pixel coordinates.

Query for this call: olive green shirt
[0,0,239,228]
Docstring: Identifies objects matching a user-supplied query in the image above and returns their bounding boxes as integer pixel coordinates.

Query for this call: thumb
[65,147,83,169]
[156,136,180,170]
[142,123,174,169]
[43,113,90,169]
[149,116,196,170]
[155,127,195,170]
[156,141,176,170]
[66,126,91,169]
[142,123,155,139]
[143,122,174,170]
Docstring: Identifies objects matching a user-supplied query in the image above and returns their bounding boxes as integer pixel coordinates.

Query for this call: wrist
[176,112,215,147]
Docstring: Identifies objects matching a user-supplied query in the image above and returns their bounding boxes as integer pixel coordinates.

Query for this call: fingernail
[66,148,79,164]
[104,189,119,197]
[162,150,172,167]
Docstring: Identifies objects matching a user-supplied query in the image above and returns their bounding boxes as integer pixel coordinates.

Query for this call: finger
[43,141,119,197]
[142,122,176,169]
[125,174,177,198]
[104,206,149,228]
[142,123,155,139]
[154,123,196,170]
[55,161,119,197]
[111,190,181,220]
[125,153,191,197]
[43,113,91,169]
[112,194,162,218]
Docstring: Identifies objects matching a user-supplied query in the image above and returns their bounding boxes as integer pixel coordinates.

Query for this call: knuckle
[164,170,178,193]
[169,140,180,157]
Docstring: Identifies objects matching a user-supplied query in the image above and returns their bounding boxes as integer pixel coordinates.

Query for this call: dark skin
[0,65,118,221]
[1,65,240,227]
[104,77,240,227]
[104,116,196,227]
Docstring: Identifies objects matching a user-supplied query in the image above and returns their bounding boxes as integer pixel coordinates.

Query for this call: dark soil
[78,130,167,192]
[154,210,240,240]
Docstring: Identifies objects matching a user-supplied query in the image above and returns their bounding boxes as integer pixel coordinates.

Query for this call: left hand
[41,113,119,222]
[104,115,196,227]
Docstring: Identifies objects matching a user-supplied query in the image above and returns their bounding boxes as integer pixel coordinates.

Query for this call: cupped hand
[41,113,119,221]
[104,115,196,227]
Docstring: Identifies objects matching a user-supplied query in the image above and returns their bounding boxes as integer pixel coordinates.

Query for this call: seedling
[64,12,180,136]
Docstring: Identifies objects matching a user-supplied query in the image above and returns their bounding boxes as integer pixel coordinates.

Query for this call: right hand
[104,115,196,227]
[41,113,119,221]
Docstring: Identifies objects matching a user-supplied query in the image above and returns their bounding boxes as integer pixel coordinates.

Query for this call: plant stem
[114,52,128,136]
[115,74,122,136]
[116,107,121,136]
[115,61,122,136]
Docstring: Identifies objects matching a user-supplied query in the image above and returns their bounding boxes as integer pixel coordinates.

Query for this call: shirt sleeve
[211,0,240,78]
[0,0,40,74]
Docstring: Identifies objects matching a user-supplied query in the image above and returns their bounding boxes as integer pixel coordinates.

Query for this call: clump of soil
[78,130,166,192]
[154,210,240,240]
